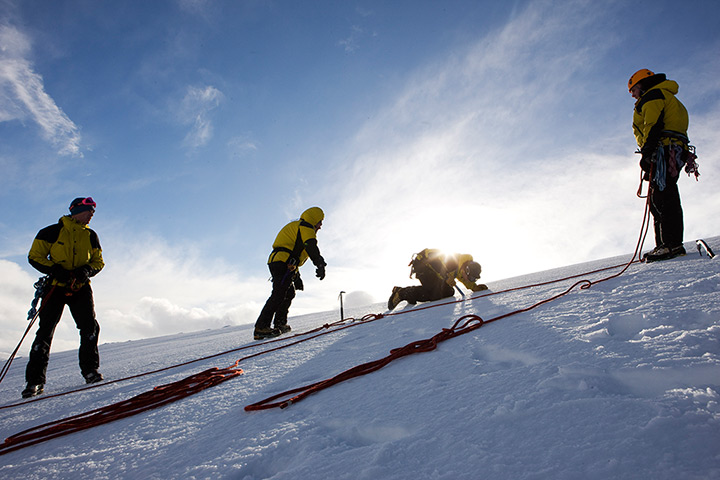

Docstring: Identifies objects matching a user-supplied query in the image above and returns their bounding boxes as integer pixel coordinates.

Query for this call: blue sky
[1,0,719,352]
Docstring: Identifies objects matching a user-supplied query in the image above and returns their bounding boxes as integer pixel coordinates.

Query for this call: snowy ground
[0,237,718,479]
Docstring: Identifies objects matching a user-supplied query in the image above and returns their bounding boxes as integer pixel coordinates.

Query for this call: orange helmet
[628,69,654,92]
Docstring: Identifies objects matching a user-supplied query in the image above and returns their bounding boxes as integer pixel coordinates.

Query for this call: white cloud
[0,226,267,355]
[179,85,223,149]
[0,259,42,356]
[0,24,82,156]
[338,25,364,53]
[316,0,720,305]
[228,135,259,157]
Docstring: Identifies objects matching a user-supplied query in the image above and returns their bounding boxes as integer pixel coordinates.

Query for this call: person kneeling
[387,248,487,311]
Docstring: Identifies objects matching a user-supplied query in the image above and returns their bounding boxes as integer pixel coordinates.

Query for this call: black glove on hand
[639,147,654,173]
[293,274,304,291]
[315,264,326,280]
[51,264,71,283]
[72,266,92,284]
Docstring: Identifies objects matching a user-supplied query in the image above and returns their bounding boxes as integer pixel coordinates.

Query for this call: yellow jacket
[28,216,105,287]
[411,249,484,292]
[267,207,325,268]
[633,76,689,151]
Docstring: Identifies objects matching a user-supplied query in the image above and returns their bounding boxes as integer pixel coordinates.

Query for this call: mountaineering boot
[642,245,665,261]
[671,245,687,258]
[276,324,292,334]
[22,383,44,398]
[83,371,104,384]
[645,245,686,263]
[254,327,282,340]
[387,286,402,311]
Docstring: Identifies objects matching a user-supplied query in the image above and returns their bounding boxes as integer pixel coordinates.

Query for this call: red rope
[0,315,383,456]
[245,279,592,411]
[0,317,355,411]
[0,365,242,455]
[0,197,653,451]
[245,197,654,411]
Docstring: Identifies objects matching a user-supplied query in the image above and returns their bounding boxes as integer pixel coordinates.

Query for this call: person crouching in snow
[253,207,326,340]
[387,248,487,311]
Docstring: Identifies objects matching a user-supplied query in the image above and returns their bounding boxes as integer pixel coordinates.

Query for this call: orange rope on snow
[244,278,593,411]
[1,195,653,453]
[0,317,356,411]
[0,365,242,456]
[245,197,653,411]
[0,315,383,456]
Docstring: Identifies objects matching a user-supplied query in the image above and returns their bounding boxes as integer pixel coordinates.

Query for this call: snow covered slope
[1,238,718,479]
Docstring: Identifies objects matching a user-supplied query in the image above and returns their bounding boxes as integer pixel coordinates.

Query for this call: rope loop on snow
[1,194,655,452]
[244,202,654,413]
[0,365,243,456]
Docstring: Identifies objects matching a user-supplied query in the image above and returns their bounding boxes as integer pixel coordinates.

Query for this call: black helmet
[465,261,482,281]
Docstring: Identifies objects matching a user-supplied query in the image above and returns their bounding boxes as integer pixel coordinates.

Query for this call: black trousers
[25,283,100,384]
[254,262,296,330]
[398,270,455,304]
[650,176,684,249]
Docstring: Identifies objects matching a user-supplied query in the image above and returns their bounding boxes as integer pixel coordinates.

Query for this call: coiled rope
[1,195,652,453]
[0,316,380,455]
[0,365,243,455]
[245,197,653,411]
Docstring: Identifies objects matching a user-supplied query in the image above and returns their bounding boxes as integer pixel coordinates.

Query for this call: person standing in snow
[22,197,105,398]
[629,69,696,262]
[253,207,326,340]
[387,249,487,311]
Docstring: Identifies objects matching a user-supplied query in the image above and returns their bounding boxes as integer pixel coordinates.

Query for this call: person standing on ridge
[22,197,105,398]
[253,207,326,340]
[387,248,487,311]
[629,69,697,262]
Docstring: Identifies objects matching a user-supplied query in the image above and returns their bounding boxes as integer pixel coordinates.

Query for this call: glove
[315,263,326,280]
[472,283,489,292]
[639,146,654,173]
[293,273,304,291]
[72,266,92,284]
[51,264,71,283]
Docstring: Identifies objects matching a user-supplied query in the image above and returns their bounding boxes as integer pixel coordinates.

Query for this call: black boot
[83,371,104,384]
[22,383,44,398]
[253,327,282,340]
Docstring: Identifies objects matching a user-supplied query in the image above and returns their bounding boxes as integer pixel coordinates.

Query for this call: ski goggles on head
[69,196,97,213]
[76,197,96,207]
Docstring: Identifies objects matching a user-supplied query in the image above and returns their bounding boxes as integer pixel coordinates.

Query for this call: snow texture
[1,237,718,479]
